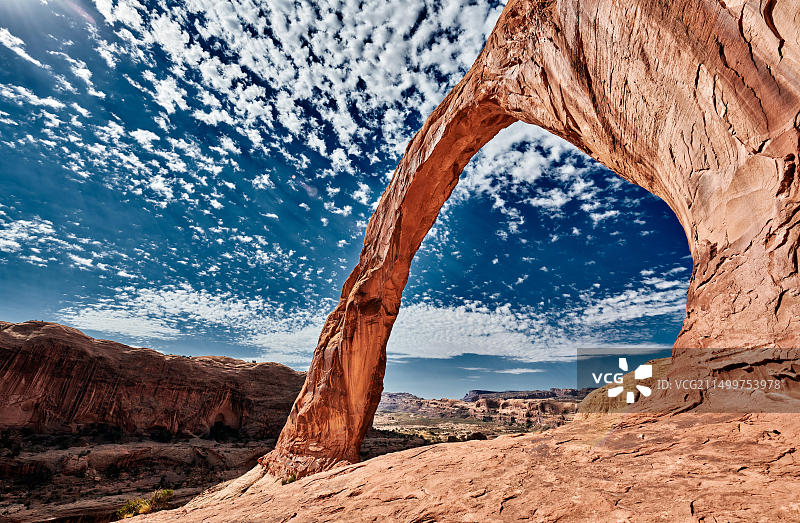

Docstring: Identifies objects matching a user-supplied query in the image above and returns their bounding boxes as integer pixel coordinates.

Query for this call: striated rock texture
[0,321,305,439]
[264,0,800,478]
[137,413,800,522]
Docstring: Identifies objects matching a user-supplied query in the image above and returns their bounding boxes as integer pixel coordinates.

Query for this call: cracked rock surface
[136,413,800,522]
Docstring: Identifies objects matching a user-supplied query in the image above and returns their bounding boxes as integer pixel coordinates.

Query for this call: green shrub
[281,474,296,485]
[114,489,173,519]
[115,498,149,519]
[150,489,174,507]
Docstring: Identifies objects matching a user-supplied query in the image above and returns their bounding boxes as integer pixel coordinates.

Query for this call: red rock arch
[263,0,800,478]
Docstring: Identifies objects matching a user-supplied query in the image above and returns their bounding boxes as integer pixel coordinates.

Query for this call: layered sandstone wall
[0,321,305,439]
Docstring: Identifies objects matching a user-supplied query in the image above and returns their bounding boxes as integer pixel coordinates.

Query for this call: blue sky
[0,0,690,398]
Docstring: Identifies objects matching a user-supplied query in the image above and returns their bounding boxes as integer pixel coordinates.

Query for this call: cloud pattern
[0,0,691,379]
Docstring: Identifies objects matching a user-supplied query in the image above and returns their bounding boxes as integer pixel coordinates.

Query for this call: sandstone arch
[263,0,800,478]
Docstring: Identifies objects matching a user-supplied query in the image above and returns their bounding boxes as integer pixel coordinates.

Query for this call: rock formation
[264,0,800,479]
[137,413,800,522]
[0,321,305,439]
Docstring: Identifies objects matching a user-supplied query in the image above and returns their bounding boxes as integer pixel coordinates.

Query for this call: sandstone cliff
[263,0,800,479]
[0,321,305,439]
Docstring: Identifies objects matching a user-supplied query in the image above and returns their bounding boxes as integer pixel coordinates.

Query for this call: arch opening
[262,0,800,480]
[380,120,692,399]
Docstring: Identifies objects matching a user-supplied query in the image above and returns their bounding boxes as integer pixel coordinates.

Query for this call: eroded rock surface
[136,413,800,522]
[0,321,305,438]
[264,0,800,479]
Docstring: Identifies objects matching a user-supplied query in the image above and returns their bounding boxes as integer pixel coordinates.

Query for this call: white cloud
[352,182,371,206]
[0,28,46,68]
[386,301,574,362]
[71,103,91,118]
[94,39,119,67]
[149,75,188,114]
[252,173,275,189]
[148,174,174,200]
[589,209,620,225]
[130,128,160,147]
[58,283,329,357]
[0,84,65,109]
[60,308,182,339]
[580,284,687,325]
[68,253,93,268]
[0,217,58,254]
[324,201,352,216]
[192,108,234,126]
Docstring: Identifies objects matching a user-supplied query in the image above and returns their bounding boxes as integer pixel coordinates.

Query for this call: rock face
[136,413,800,522]
[264,0,800,479]
[0,321,305,439]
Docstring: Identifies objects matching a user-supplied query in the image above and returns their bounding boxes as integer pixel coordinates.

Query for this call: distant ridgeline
[461,389,594,403]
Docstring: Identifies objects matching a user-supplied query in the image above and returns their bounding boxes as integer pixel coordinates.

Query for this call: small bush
[115,498,149,519]
[114,489,173,519]
[281,474,296,485]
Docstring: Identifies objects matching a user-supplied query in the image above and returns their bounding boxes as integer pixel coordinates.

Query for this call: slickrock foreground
[265,0,800,478]
[136,413,800,522]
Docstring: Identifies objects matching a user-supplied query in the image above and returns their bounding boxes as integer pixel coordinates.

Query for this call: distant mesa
[375,391,580,437]
[461,388,592,403]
